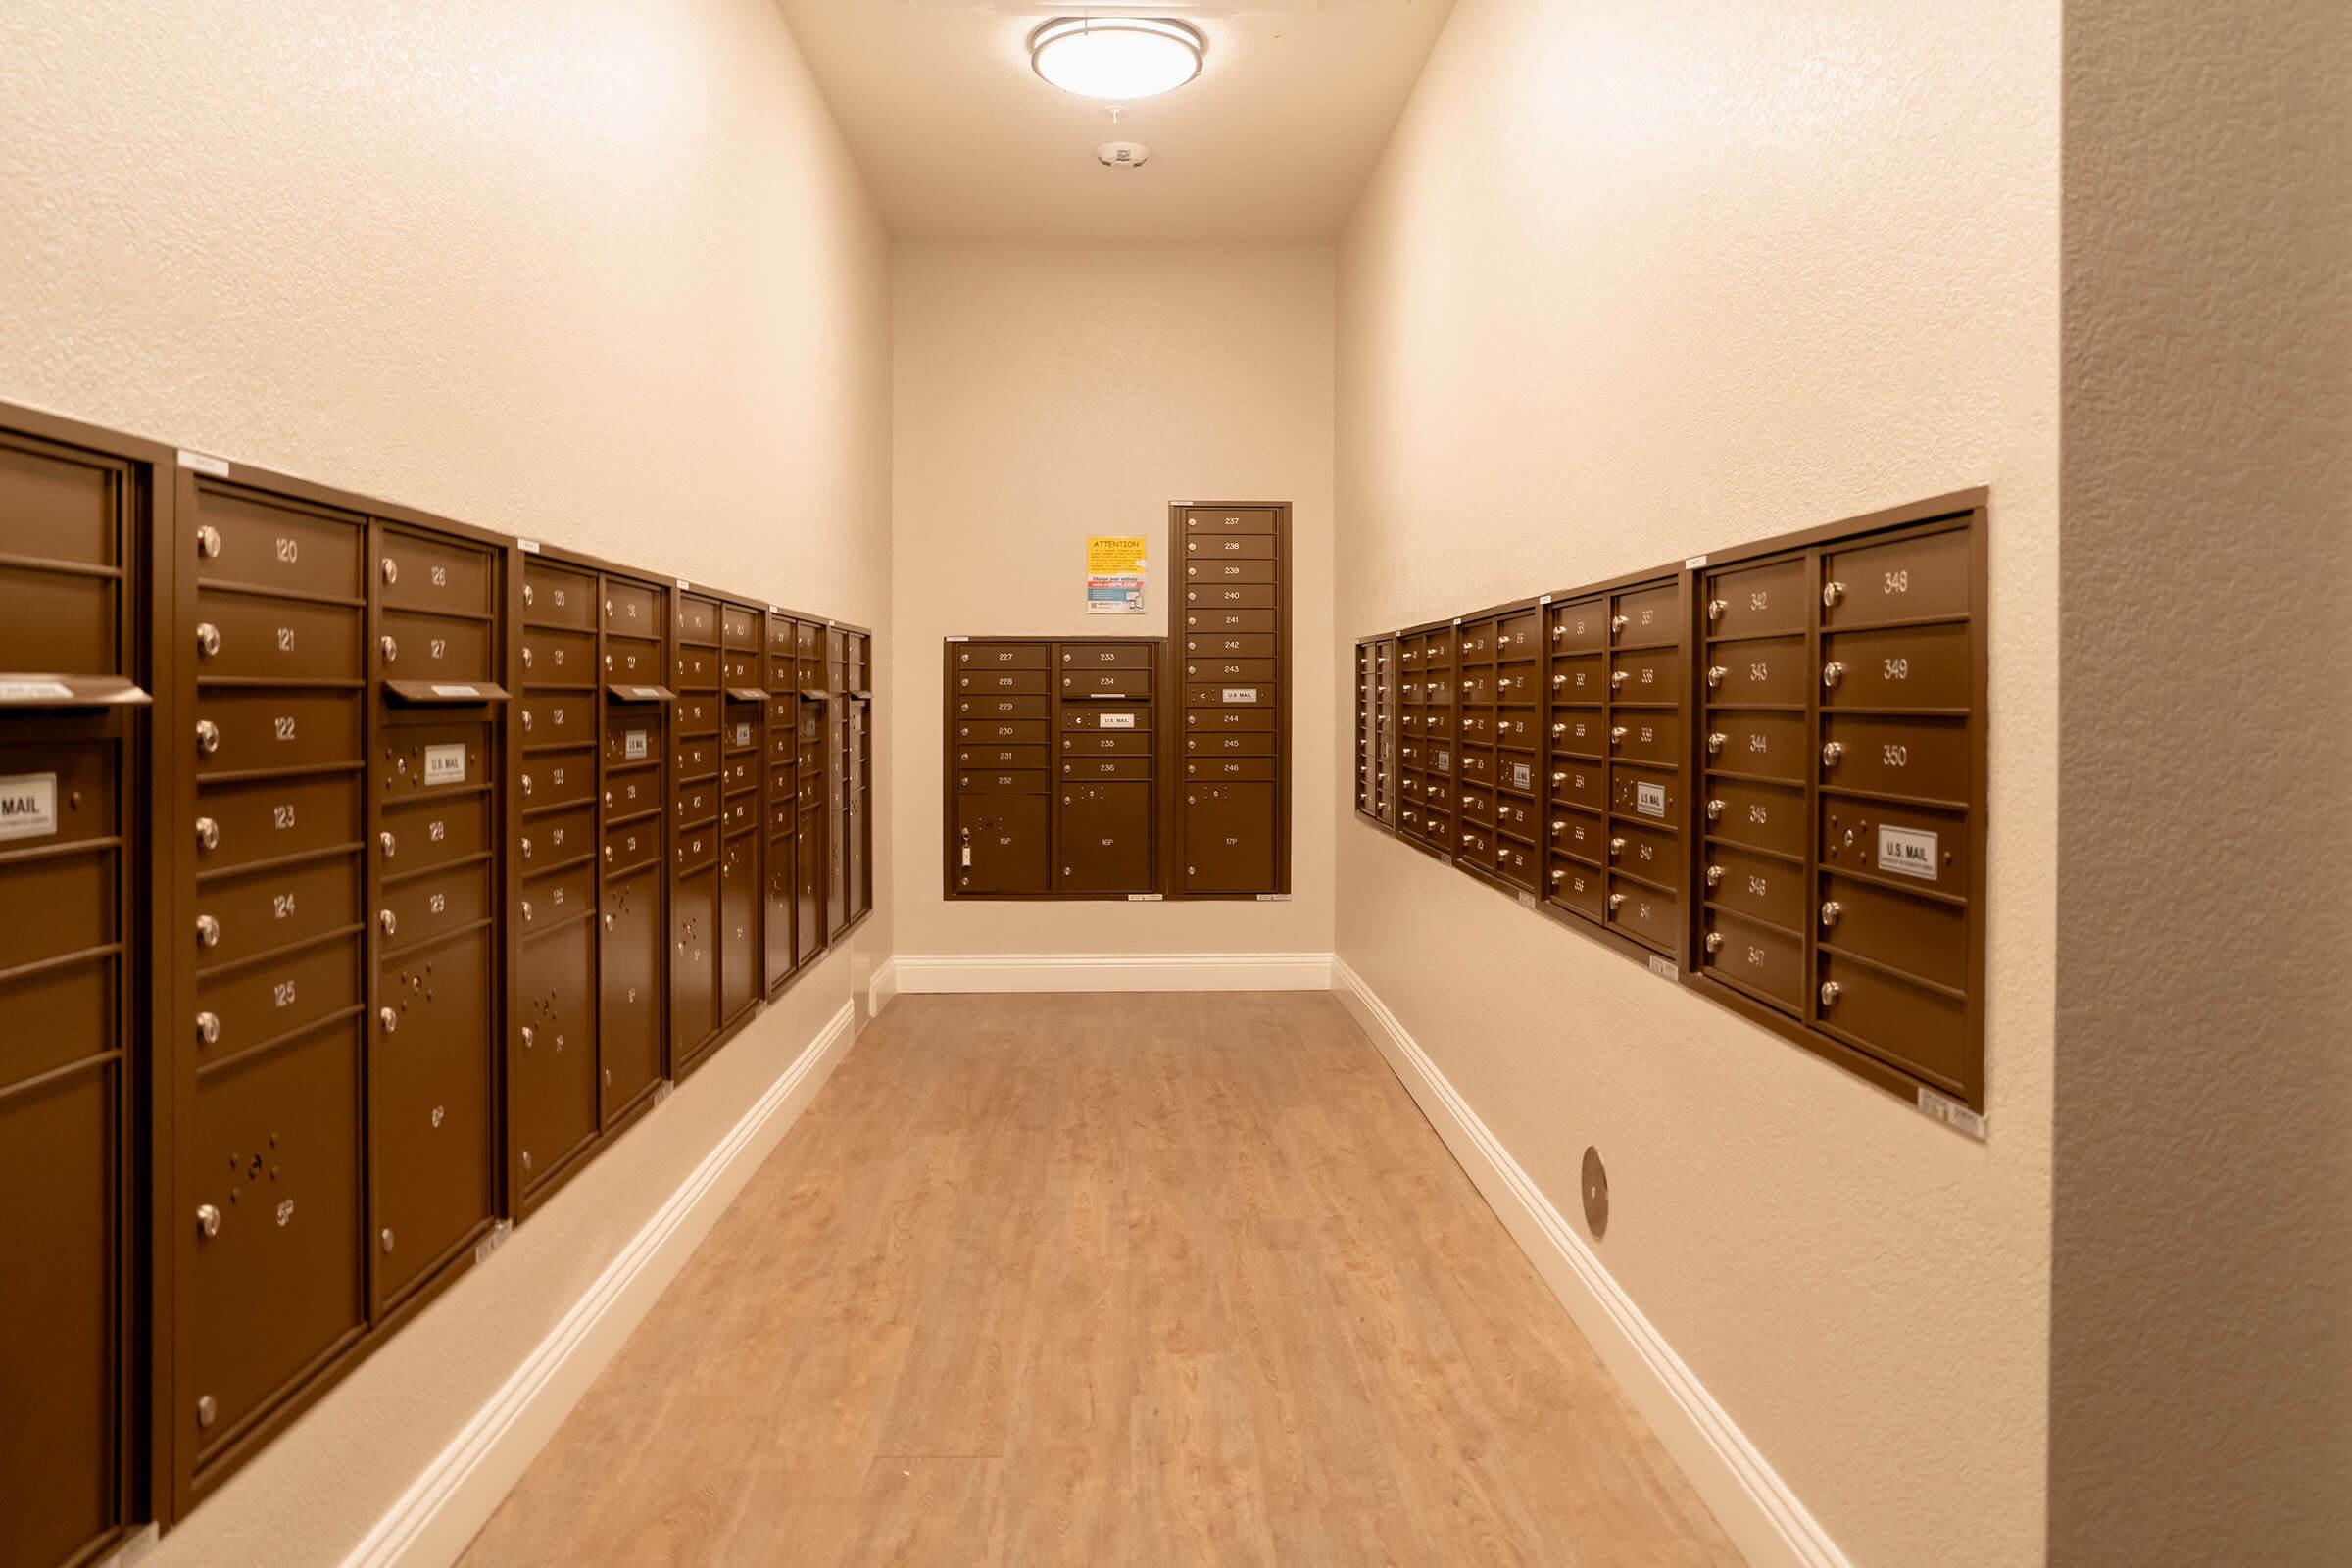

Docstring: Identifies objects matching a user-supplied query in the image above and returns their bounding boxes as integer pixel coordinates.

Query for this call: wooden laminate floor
[459,993,1742,1567]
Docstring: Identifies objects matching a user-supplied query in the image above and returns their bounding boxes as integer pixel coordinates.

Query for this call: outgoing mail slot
[1186,658,1276,682]
[1187,634,1276,658]
[1552,807,1605,867]
[962,745,1047,768]
[956,769,1049,795]
[1820,873,1966,990]
[193,588,362,681]
[1064,670,1152,698]
[1549,859,1605,920]
[1703,710,1804,782]
[1704,556,1807,639]
[1182,732,1274,756]
[520,692,594,746]
[373,927,495,1302]
[1822,527,1969,628]
[674,825,719,875]
[675,647,718,688]
[603,633,664,684]
[195,771,363,872]
[957,669,1047,694]
[1610,710,1680,766]
[522,562,596,629]
[180,1021,367,1462]
[672,733,718,778]
[1551,707,1605,759]
[1185,758,1273,781]
[1703,844,1805,931]
[1706,778,1805,858]
[519,855,596,935]
[600,868,666,1113]
[514,914,597,1193]
[1183,507,1276,534]
[518,801,596,870]
[1702,907,1802,1007]
[521,627,595,683]
[1816,953,1969,1091]
[604,714,661,768]
[676,595,718,642]
[604,818,662,876]
[378,789,490,876]
[1611,582,1678,643]
[519,747,595,809]
[1610,646,1681,701]
[1820,621,1970,710]
[1607,818,1681,892]
[675,693,719,735]
[193,935,360,1065]
[1819,714,1969,803]
[1610,762,1680,827]
[1185,609,1277,634]
[380,722,490,799]
[193,851,362,972]
[1821,799,1967,898]
[1547,597,1606,653]
[1185,583,1278,609]
[191,484,364,597]
[380,858,491,951]
[1183,707,1275,732]
[1606,878,1679,952]
[956,695,1048,719]
[1705,634,1808,706]
[674,780,719,828]
[378,531,491,615]
[955,644,1047,668]
[1060,643,1154,668]
[961,719,1048,743]
[195,689,362,774]
[1184,533,1276,560]
[1549,760,1604,810]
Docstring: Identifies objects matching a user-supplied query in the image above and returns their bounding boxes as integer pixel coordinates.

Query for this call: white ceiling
[772,1,1456,240]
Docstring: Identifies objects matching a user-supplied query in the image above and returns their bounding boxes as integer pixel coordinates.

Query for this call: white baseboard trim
[340,999,859,1568]
[1330,958,1849,1568]
[893,951,1335,993]
[868,956,900,1017]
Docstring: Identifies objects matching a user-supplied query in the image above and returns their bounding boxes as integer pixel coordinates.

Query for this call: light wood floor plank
[458,993,1742,1567]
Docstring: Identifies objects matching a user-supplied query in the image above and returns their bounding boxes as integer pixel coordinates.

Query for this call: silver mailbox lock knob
[194,719,220,755]
[1705,931,1724,954]
[522,582,535,606]
[1822,742,1844,766]
[1706,731,1726,754]
[1820,981,1842,1008]
[521,710,533,731]
[1706,598,1727,621]
[1550,820,1565,835]
[380,634,399,662]
[195,621,221,657]
[1706,664,1727,688]
[193,913,220,949]
[1611,670,1629,687]
[379,830,395,858]
[1706,864,1725,887]
[1705,798,1726,820]
[195,1010,220,1045]
[378,908,398,936]
[1822,580,1845,608]
[194,524,222,559]
[1608,837,1626,858]
[521,1025,535,1050]
[522,646,534,669]
[194,816,220,851]
[381,1228,396,1252]
[521,900,534,922]
[1609,614,1629,634]
[1822,661,1846,689]
[379,1005,397,1034]
[1820,900,1843,928]
[196,1203,221,1239]
[1610,726,1629,746]
[1549,868,1565,883]
[1607,893,1627,912]
[196,1394,218,1427]
[380,557,399,585]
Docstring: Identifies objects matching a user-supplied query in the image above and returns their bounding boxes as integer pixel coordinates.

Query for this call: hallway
[459,993,1740,1565]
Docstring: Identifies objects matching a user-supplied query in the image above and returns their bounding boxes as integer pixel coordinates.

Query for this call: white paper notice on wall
[423,744,467,786]
[1099,712,1137,730]
[1222,688,1257,704]
[0,772,58,840]
[1878,823,1939,880]
[624,730,649,760]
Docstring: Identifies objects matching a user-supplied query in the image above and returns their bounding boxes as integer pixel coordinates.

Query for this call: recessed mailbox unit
[1353,490,1987,1113]
[832,624,874,932]
[944,636,1165,897]
[1352,634,1396,827]
[0,408,162,1568]
[1175,502,1290,896]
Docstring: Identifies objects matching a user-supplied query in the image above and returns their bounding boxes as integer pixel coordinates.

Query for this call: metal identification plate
[624,730,649,760]
[0,772,58,840]
[423,744,467,786]
[1100,712,1137,730]
[1878,824,1939,880]
[1222,687,1258,703]
[1637,781,1667,818]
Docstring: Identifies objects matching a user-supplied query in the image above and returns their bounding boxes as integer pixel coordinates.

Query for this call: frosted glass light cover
[1030,19,1203,100]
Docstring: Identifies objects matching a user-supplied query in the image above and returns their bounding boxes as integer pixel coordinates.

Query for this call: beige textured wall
[891,241,1336,956]
[2050,0,2352,1561]
[0,0,892,1560]
[1333,2,2057,1563]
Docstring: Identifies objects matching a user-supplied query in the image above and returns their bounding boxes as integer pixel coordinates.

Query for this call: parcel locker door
[515,912,598,1200]
[1056,782,1152,893]
[956,794,1050,894]
[599,867,664,1115]
[765,824,795,987]
[795,804,825,962]
[373,925,495,1306]
[720,833,758,1020]
[1182,783,1276,893]
[670,865,718,1059]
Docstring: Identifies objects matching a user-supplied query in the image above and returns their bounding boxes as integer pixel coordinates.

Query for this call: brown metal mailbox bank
[1175,502,1290,896]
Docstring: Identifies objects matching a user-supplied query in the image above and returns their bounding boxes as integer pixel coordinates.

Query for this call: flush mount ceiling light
[1029,17,1204,100]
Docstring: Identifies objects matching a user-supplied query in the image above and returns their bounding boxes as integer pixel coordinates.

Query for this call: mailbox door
[372,926,495,1307]
[1056,782,1152,893]
[599,866,664,1115]
[1182,783,1276,893]
[956,794,1050,894]
[670,866,719,1058]
[720,832,758,1020]
[515,910,598,1200]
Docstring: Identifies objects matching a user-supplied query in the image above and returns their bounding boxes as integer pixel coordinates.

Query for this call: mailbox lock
[521,1151,534,1173]
[194,719,220,755]
[522,774,533,795]
[195,816,220,851]
[195,621,221,658]
[1609,726,1629,747]
[522,582,534,606]
[378,908,398,936]
[1705,798,1725,821]
[521,900,533,922]
[195,1010,220,1045]
[379,1006,397,1034]
[380,557,399,585]
[1706,731,1726,755]
[1705,932,1724,955]
[521,710,533,732]
[1549,820,1565,835]
[1822,661,1846,689]
[195,1203,221,1240]
[379,830,396,858]
[521,1025,535,1050]
[522,647,534,669]
[1820,981,1842,1008]
[195,524,223,559]
[1820,900,1843,928]
[1548,869,1565,883]
[1822,741,1845,767]
[194,913,220,949]
[1706,665,1727,689]
[1608,837,1626,858]
[381,1228,397,1252]
[1706,864,1725,887]
[1607,893,1627,913]
[1822,580,1845,608]
[1609,613,1629,634]
[1610,670,1630,688]
[380,634,399,663]
[1706,598,1727,621]
[197,1394,218,1428]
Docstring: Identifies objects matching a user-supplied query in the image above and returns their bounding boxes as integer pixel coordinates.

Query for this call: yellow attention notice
[1088,536,1148,574]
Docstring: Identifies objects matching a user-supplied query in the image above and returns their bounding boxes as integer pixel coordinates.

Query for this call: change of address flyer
[1087,535,1147,614]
